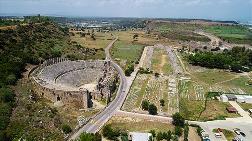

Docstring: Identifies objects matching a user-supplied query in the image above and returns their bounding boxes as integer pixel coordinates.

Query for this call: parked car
[214,133,222,138]
[233,128,241,135]
[240,132,246,137]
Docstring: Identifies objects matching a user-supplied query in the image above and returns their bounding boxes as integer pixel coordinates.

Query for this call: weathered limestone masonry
[30,58,118,110]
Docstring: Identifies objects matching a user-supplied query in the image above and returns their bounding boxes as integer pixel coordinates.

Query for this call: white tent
[220,94,228,102]
[235,95,245,103]
[244,95,252,103]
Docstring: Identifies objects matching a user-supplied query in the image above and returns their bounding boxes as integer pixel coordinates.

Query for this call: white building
[129,132,152,141]
[220,94,228,102]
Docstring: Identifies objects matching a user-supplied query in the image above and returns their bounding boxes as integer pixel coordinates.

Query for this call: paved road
[68,37,130,140]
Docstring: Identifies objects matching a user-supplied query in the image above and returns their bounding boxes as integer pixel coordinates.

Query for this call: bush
[183,124,189,141]
[141,100,149,111]
[174,126,183,137]
[125,65,134,76]
[61,124,72,134]
[172,113,185,127]
[79,132,101,141]
[102,124,120,140]
[160,99,165,107]
[148,104,157,115]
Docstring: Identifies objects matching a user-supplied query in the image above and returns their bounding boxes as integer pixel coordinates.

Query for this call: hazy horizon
[0,0,252,22]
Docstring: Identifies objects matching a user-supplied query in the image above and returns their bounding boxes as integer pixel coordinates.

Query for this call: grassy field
[107,116,174,132]
[204,25,252,45]
[222,76,252,94]
[156,23,210,42]
[111,40,144,69]
[70,31,113,49]
[191,69,236,85]
[112,30,157,45]
[122,74,150,112]
[239,103,252,111]
[180,99,240,121]
[152,48,172,75]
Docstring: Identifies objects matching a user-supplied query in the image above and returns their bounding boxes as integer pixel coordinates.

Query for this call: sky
[0,0,252,22]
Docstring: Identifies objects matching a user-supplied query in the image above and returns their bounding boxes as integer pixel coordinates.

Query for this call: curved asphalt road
[68,37,128,140]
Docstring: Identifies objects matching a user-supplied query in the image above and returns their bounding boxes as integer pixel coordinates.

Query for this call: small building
[128,132,152,141]
[235,95,245,103]
[226,107,238,113]
[220,94,228,102]
[244,95,252,103]
[226,94,237,101]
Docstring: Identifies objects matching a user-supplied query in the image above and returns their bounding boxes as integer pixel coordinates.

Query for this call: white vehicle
[234,130,241,135]
[214,133,222,138]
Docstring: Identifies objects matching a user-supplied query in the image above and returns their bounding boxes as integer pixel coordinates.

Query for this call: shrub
[61,124,72,134]
[79,132,101,141]
[174,126,183,137]
[160,99,165,107]
[141,100,149,110]
[172,112,185,127]
[148,104,157,115]
[102,124,120,140]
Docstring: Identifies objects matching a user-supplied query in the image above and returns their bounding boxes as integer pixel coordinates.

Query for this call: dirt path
[159,55,167,73]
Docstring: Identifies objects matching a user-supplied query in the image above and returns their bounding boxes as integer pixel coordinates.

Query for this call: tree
[156,132,163,141]
[149,130,156,138]
[148,104,157,115]
[183,124,189,141]
[79,132,101,141]
[154,73,160,78]
[141,100,149,110]
[133,34,138,39]
[102,124,120,140]
[172,112,185,127]
[61,124,72,134]
[160,99,165,107]
[125,65,134,76]
[164,131,172,141]
[174,126,182,137]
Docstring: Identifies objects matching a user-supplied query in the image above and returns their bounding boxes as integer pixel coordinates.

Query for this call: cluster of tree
[0,19,24,26]
[149,130,172,141]
[77,132,102,141]
[0,88,15,139]
[141,100,158,115]
[102,124,127,141]
[188,47,252,72]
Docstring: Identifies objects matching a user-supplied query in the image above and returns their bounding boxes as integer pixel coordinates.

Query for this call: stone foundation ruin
[30,58,118,110]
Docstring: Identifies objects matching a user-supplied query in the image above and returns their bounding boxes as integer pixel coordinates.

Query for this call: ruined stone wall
[31,79,90,109]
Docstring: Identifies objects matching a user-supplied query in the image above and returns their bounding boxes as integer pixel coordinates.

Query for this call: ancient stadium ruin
[30,58,118,110]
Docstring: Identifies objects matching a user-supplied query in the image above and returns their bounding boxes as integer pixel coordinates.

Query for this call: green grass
[192,70,235,85]
[222,76,252,94]
[239,103,252,111]
[180,99,240,121]
[111,41,144,69]
[204,25,252,45]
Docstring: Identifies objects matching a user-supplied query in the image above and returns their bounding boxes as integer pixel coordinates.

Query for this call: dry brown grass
[107,116,174,132]
[70,31,113,48]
